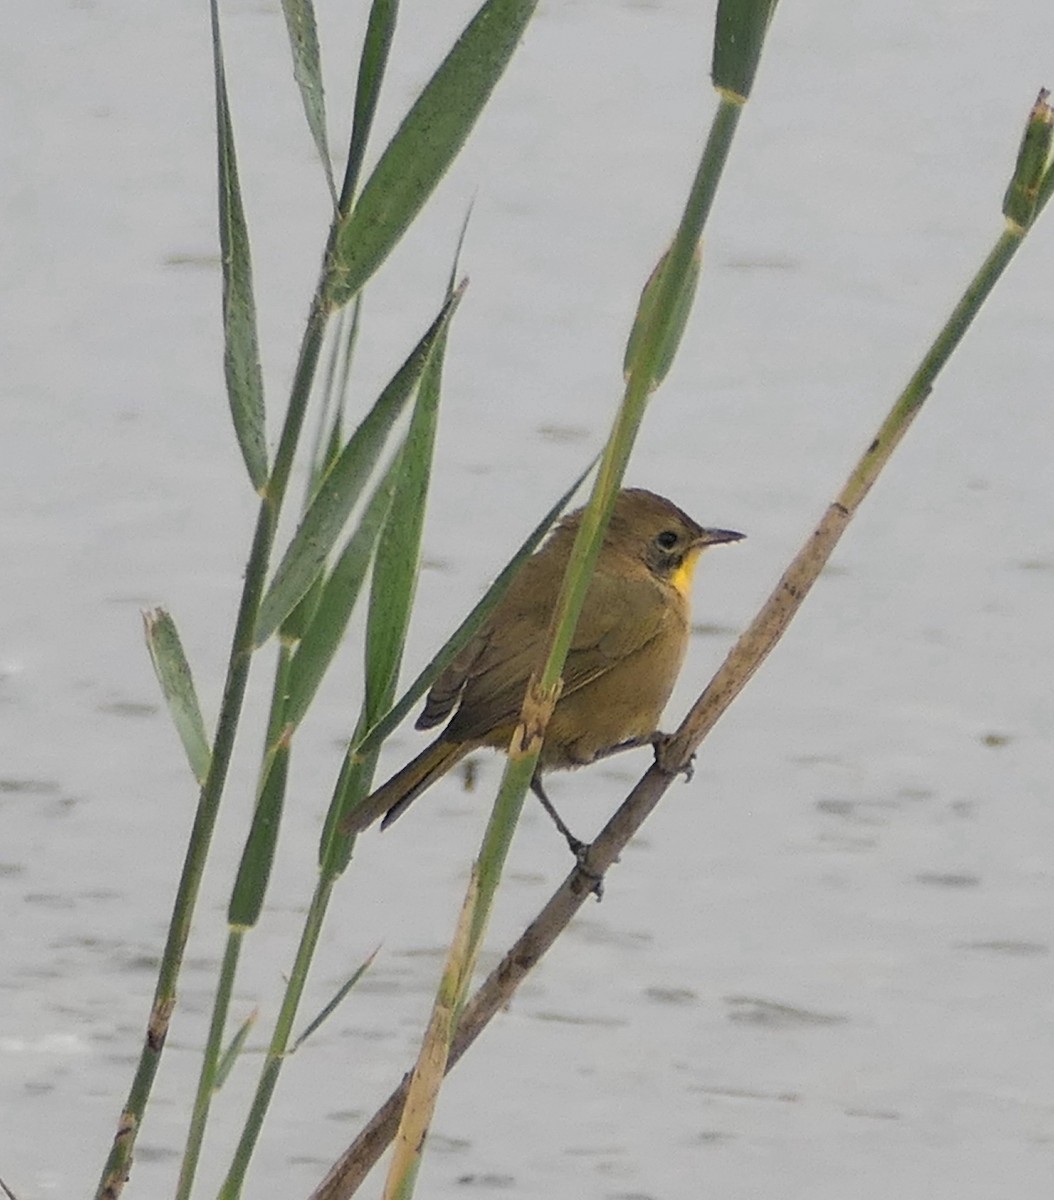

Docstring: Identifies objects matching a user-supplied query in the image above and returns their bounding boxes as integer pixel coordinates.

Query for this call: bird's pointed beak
[694,527,745,548]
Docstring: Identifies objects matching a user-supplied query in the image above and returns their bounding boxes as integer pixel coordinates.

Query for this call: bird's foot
[571,840,604,901]
[651,731,695,782]
[564,832,587,858]
[531,773,604,900]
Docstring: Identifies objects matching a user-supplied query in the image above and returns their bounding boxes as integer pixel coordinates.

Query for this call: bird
[341,488,742,839]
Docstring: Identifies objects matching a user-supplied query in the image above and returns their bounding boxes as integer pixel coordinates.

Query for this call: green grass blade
[361,320,451,727]
[228,747,290,928]
[325,0,538,308]
[332,461,592,840]
[320,721,377,873]
[283,449,402,731]
[339,0,400,210]
[254,282,466,646]
[308,297,362,492]
[279,574,325,650]
[1003,88,1054,229]
[376,63,757,1187]
[618,98,742,431]
[1037,102,1054,214]
[215,1008,258,1091]
[623,241,702,391]
[448,198,475,294]
[353,456,596,760]
[142,608,211,786]
[290,947,379,1053]
[712,0,780,101]
[264,643,295,753]
[280,0,336,200]
[211,0,269,490]
[381,52,769,1186]
[318,205,468,855]
[284,302,365,645]
[329,296,362,453]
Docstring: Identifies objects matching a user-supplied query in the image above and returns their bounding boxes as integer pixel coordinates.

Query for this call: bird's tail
[340,737,471,835]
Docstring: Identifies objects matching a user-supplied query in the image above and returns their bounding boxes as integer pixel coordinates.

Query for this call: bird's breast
[542,607,690,769]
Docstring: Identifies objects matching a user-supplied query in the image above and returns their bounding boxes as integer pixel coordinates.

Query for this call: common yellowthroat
[342,489,742,835]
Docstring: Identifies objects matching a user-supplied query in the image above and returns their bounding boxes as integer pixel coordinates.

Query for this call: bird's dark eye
[656,530,679,550]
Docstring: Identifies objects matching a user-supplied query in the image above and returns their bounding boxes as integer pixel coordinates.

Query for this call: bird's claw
[565,834,587,859]
[534,774,603,897]
[652,732,695,782]
[570,840,604,901]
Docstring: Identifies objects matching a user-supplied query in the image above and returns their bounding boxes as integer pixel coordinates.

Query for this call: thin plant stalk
[101,0,548,1190]
[174,932,244,1200]
[218,872,337,1200]
[202,392,426,1200]
[308,98,1054,1200]
[99,0,548,1179]
[382,80,751,1200]
[173,327,362,1191]
[174,648,296,1199]
[94,290,330,1200]
[218,280,457,1198]
[462,89,745,919]
[662,238,1039,767]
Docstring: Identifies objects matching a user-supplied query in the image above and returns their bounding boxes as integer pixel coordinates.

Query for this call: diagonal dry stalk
[308,501,849,1200]
[308,137,1053,1189]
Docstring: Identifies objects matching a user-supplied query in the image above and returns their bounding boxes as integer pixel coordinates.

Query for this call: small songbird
[341,488,742,836]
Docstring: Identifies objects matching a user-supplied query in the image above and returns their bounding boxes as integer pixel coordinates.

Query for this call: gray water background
[2,1,1052,1196]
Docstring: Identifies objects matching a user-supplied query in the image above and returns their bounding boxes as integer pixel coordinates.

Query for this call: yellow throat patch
[669,546,702,599]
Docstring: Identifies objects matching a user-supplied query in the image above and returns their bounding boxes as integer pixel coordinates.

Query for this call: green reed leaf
[354,456,596,759]
[624,241,702,392]
[325,0,538,308]
[143,608,211,786]
[712,0,780,101]
[255,282,465,646]
[340,0,399,209]
[284,450,402,731]
[214,1008,258,1091]
[281,0,336,199]
[290,947,379,1052]
[228,747,289,929]
[1003,88,1054,229]
[361,323,449,726]
[211,0,268,489]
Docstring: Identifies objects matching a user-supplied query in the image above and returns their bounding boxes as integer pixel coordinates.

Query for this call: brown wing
[415,630,490,730]
[443,565,669,744]
[415,549,562,731]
